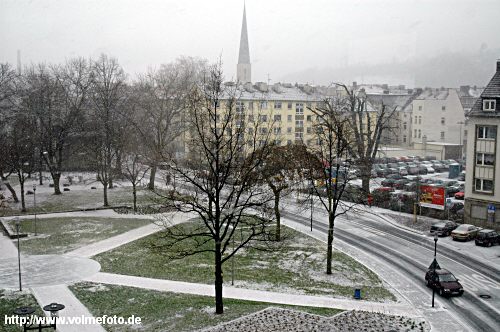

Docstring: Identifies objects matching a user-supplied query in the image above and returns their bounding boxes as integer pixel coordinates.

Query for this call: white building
[464,60,500,229]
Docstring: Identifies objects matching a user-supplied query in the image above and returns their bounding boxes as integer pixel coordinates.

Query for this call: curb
[0,218,28,239]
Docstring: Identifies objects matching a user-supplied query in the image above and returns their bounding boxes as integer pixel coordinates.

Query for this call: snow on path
[0,232,18,259]
[85,272,418,317]
[32,284,106,332]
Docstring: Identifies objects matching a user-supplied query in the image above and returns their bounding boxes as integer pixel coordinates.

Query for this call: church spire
[237,3,251,83]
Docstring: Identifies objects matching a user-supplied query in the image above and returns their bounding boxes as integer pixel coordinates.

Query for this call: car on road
[451,224,480,241]
[425,268,464,297]
[454,191,465,200]
[430,221,458,236]
[475,229,500,247]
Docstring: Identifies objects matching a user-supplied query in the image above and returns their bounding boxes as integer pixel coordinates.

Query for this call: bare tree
[258,144,319,241]
[130,57,206,190]
[154,62,276,314]
[308,96,358,274]
[0,63,21,202]
[88,54,127,206]
[337,84,397,195]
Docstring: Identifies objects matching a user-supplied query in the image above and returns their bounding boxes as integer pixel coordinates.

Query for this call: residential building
[411,88,466,152]
[464,60,500,229]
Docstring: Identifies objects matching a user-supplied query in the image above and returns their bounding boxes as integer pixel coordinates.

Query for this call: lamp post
[310,184,314,231]
[33,184,37,236]
[15,217,22,291]
[432,234,438,308]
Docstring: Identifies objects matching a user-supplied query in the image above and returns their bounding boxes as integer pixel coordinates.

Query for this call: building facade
[464,60,500,229]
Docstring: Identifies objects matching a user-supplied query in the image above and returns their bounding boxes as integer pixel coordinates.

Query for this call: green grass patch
[70,282,342,332]
[10,217,151,255]
[1,185,169,217]
[0,289,43,332]
[94,222,395,302]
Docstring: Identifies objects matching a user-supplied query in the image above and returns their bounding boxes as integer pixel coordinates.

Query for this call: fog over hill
[280,48,500,88]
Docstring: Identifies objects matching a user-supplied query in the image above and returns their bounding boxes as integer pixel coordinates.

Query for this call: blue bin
[354,288,361,299]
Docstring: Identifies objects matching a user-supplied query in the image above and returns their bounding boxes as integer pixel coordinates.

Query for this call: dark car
[425,269,464,297]
[386,173,404,180]
[457,171,466,181]
[430,221,458,236]
[381,178,396,187]
[417,165,428,175]
[475,229,500,247]
[393,178,411,189]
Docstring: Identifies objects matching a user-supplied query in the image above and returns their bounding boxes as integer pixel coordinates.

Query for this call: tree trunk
[52,173,62,195]
[148,164,157,190]
[19,173,26,213]
[132,184,137,212]
[215,242,224,314]
[274,189,281,241]
[108,177,113,189]
[360,163,372,198]
[103,182,109,206]
[326,211,334,274]
[2,180,18,203]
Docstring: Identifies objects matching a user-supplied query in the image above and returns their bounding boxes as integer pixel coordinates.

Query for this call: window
[414,116,417,124]
[414,129,417,138]
[287,102,293,110]
[274,114,281,121]
[248,115,254,122]
[295,120,303,128]
[483,99,496,111]
[287,114,292,122]
[441,117,445,125]
[287,127,292,133]
[259,115,267,122]
[418,116,422,124]
[274,101,282,109]
[247,127,253,134]
[236,101,245,113]
[259,127,268,134]
[442,106,446,111]
[418,129,421,138]
[260,100,268,109]
[403,135,407,143]
[418,106,422,111]
[273,127,281,134]
[440,131,445,139]
[477,125,497,139]
[475,178,494,193]
[403,122,407,130]
[296,103,304,115]
[307,115,312,122]
[306,127,312,134]
[476,153,495,166]
[248,102,253,110]
[295,132,303,140]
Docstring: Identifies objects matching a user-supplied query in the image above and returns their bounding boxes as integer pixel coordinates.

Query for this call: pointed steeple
[237,3,251,83]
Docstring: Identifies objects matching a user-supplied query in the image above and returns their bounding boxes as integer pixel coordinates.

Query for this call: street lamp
[33,184,37,236]
[310,183,314,231]
[15,217,22,291]
[432,234,438,308]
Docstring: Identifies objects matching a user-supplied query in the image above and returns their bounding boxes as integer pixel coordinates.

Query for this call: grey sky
[1,0,499,85]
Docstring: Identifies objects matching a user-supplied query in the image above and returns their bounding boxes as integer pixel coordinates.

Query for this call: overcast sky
[1,0,499,85]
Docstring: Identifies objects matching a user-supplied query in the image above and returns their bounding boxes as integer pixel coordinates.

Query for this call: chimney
[460,85,470,95]
[353,81,357,88]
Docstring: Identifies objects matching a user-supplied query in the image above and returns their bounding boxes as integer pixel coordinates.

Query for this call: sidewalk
[85,272,419,317]
[66,212,194,258]
[0,232,19,259]
[31,284,105,332]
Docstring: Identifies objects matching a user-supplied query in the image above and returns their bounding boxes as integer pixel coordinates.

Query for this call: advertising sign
[420,185,445,210]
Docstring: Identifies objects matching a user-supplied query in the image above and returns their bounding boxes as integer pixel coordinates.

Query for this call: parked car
[454,192,465,200]
[425,165,435,173]
[451,224,480,241]
[404,182,418,191]
[475,229,500,247]
[425,269,464,297]
[394,178,411,189]
[417,165,428,175]
[457,171,466,181]
[448,201,464,214]
[398,167,408,176]
[430,221,458,236]
[381,178,396,187]
[386,173,404,180]
[386,167,399,175]
[372,186,395,193]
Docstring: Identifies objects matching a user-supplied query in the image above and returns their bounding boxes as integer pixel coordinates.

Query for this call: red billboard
[420,185,445,210]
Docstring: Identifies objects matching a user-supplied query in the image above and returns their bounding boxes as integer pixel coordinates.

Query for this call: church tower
[237,4,251,83]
